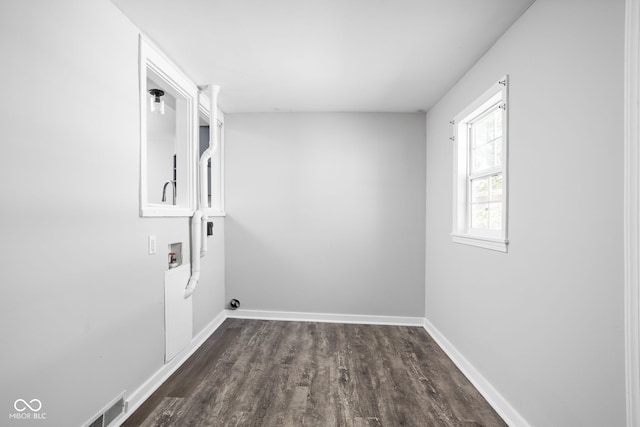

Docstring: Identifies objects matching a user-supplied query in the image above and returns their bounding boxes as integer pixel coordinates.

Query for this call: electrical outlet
[148,235,157,254]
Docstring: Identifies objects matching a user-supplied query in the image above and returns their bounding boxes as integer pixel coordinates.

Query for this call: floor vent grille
[83,392,125,427]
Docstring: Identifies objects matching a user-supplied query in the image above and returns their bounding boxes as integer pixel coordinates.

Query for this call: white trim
[219,117,226,214]
[117,310,227,426]
[227,309,425,326]
[113,310,530,425]
[141,206,194,218]
[205,210,227,217]
[454,80,506,123]
[198,93,226,125]
[422,318,530,427]
[450,232,508,252]
[139,34,199,218]
[451,76,509,251]
[625,0,640,425]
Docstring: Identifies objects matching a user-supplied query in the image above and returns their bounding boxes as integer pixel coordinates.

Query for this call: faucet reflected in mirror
[162,180,176,205]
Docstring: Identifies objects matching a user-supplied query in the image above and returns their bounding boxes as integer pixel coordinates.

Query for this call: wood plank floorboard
[122,319,506,427]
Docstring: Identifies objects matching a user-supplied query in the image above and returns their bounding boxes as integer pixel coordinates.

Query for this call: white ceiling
[111,0,535,113]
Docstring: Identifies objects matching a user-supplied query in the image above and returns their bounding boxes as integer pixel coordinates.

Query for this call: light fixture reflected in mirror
[148,89,165,114]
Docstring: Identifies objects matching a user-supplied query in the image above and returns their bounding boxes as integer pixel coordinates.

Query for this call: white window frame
[451,76,509,252]
[139,35,198,217]
[198,92,226,217]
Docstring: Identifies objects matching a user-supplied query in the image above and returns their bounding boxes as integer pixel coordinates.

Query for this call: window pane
[489,202,502,230]
[471,178,489,203]
[472,107,501,146]
[470,105,502,174]
[494,109,502,139]
[472,118,490,148]
[472,142,496,172]
[490,174,503,201]
[471,203,489,229]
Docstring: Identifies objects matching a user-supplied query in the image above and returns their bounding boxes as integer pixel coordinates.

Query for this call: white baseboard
[226,308,424,326]
[111,309,526,427]
[116,309,228,426]
[422,318,530,427]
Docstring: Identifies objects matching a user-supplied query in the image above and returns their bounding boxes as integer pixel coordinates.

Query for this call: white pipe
[198,85,220,256]
[199,85,220,209]
[200,212,208,257]
[185,209,203,298]
[187,85,220,298]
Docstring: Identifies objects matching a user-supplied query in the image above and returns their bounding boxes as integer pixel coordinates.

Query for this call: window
[198,92,225,216]
[139,35,198,217]
[451,76,508,252]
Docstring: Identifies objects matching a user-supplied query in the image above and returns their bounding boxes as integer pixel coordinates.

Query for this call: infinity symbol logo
[14,399,42,412]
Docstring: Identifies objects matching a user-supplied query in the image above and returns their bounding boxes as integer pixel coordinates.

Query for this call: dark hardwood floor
[122,319,506,427]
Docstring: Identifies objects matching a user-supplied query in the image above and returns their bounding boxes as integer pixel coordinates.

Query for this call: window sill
[140,206,194,218]
[450,232,508,253]
[203,209,226,218]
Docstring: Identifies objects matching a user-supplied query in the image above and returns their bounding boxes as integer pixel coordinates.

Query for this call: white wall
[0,1,225,425]
[226,113,426,317]
[425,0,625,425]
[194,218,225,334]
